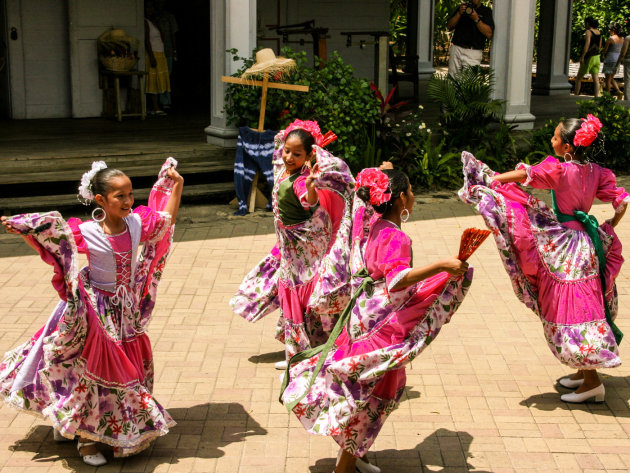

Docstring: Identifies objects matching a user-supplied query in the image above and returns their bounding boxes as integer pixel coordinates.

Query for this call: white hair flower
[77,161,108,204]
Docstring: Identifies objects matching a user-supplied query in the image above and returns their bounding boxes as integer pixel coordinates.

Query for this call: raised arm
[1,216,39,253]
[163,167,184,224]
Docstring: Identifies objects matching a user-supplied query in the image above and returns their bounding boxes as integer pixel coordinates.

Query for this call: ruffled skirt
[459,151,622,369]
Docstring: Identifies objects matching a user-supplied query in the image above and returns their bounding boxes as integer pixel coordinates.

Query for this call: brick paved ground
[1,183,630,473]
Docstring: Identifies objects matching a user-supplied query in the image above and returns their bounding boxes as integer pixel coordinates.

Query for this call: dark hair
[356,169,410,214]
[92,168,127,199]
[559,118,604,161]
[286,128,315,154]
[609,22,623,36]
[585,17,599,29]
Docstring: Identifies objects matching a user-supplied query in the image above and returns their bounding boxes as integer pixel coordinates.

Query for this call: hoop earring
[400,208,410,223]
[563,152,573,163]
[92,207,106,223]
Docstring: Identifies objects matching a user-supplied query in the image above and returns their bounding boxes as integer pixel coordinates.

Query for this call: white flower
[420,123,426,129]
[406,132,411,137]
[427,129,431,133]
[78,161,107,203]
[419,105,424,109]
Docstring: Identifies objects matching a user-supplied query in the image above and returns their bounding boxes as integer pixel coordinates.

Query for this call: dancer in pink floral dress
[231,120,354,368]
[460,116,628,403]
[0,159,183,465]
[281,168,472,473]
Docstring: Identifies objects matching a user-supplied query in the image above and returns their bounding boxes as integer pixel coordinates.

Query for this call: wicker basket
[99,55,137,72]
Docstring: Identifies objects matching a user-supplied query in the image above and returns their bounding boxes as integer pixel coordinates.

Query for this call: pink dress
[0,159,177,457]
[231,135,354,358]
[281,194,473,457]
[460,152,628,368]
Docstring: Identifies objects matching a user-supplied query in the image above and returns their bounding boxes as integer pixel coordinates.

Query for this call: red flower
[573,114,602,147]
[294,405,306,418]
[279,109,290,119]
[107,416,119,427]
[140,400,150,409]
[355,168,391,207]
[598,325,607,335]
[74,382,87,394]
[112,424,123,435]
[328,426,341,436]
[348,359,361,372]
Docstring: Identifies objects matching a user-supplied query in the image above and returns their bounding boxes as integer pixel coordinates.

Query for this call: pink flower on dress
[355,168,392,206]
[573,114,602,147]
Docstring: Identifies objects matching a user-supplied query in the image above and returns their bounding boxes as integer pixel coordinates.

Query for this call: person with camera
[446,1,494,77]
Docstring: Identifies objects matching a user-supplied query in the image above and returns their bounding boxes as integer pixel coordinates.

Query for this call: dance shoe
[560,383,605,403]
[77,441,107,466]
[558,377,584,389]
[275,360,288,370]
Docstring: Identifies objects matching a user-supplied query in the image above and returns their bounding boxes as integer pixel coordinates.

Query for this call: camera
[463,2,475,15]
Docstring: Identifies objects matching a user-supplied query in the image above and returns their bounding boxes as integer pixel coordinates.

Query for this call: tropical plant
[569,1,630,62]
[410,138,462,189]
[577,93,630,171]
[426,65,504,151]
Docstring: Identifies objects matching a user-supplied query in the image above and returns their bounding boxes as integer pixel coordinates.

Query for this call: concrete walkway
[1,184,630,473]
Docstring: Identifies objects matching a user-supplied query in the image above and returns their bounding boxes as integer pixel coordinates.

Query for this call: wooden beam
[221,76,309,92]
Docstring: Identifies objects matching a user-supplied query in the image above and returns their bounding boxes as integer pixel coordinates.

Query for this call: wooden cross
[222,73,310,212]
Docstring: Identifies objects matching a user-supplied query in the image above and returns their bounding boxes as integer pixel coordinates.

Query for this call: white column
[532,0,572,95]
[490,0,536,129]
[416,0,435,78]
[205,0,257,146]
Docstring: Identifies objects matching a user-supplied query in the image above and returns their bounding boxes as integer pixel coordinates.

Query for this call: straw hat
[241,49,295,79]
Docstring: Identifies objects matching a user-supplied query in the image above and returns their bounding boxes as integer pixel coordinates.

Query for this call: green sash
[551,190,623,344]
[280,268,374,410]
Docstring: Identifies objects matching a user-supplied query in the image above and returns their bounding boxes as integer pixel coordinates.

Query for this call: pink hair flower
[355,168,391,206]
[573,114,602,147]
[283,119,337,147]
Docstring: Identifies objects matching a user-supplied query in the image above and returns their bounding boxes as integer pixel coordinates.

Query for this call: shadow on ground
[9,402,266,472]
[520,373,630,418]
[308,428,491,473]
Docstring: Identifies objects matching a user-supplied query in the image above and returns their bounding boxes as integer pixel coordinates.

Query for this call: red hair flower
[283,119,337,147]
[355,168,391,206]
[573,114,602,147]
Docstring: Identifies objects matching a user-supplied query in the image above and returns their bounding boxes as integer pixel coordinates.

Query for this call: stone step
[0,182,235,215]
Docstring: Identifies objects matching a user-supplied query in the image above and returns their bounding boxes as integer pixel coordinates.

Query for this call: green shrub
[223,47,380,170]
[577,93,630,172]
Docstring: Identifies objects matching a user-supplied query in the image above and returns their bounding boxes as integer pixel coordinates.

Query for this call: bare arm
[391,257,469,291]
[581,30,592,61]
[447,4,466,30]
[608,202,627,228]
[304,164,319,206]
[163,167,184,224]
[615,38,629,69]
[601,38,612,58]
[469,10,493,39]
[492,169,528,184]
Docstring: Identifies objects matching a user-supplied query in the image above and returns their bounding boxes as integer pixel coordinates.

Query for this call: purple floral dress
[460,152,628,369]
[231,133,354,358]
[280,194,473,457]
[0,159,177,457]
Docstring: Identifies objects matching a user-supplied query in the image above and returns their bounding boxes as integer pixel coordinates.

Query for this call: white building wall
[257,0,389,82]
[19,0,70,118]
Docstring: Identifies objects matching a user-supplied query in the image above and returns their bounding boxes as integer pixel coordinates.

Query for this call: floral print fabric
[281,195,473,456]
[231,134,355,358]
[459,151,623,369]
[0,159,177,457]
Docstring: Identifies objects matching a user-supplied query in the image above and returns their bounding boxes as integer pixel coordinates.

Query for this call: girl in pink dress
[0,159,183,465]
[460,116,628,403]
[281,168,472,473]
[231,120,354,368]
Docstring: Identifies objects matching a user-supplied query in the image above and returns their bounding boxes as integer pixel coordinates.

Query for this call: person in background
[145,0,170,116]
[614,22,630,100]
[446,0,494,77]
[574,17,602,97]
[154,0,178,111]
[601,22,624,97]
